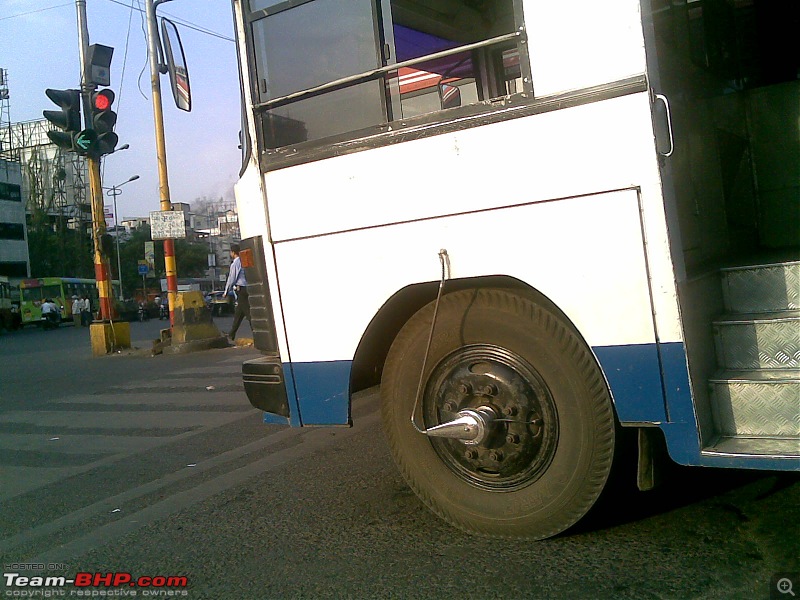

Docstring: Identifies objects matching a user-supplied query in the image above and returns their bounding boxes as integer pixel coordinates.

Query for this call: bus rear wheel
[381,288,616,539]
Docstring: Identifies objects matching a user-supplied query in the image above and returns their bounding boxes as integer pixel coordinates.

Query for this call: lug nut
[443,401,457,412]
[480,384,497,397]
[506,433,520,444]
[488,450,504,462]
[464,449,478,460]
[502,405,518,417]
[458,383,471,396]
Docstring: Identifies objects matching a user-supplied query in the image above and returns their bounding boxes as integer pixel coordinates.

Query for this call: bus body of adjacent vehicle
[0,275,18,331]
[228,0,799,538]
[19,278,115,326]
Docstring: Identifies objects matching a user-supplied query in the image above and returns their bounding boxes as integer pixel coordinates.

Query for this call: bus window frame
[243,0,532,167]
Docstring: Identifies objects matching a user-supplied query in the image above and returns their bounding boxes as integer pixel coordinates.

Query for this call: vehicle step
[702,435,800,459]
[721,260,799,314]
[710,370,800,437]
[713,310,800,370]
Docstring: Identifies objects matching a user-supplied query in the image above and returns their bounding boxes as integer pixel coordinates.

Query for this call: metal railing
[253,29,525,112]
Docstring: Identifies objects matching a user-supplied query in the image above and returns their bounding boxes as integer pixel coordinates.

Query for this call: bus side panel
[264,92,682,348]
[523,0,647,98]
[235,163,303,426]
[274,188,668,425]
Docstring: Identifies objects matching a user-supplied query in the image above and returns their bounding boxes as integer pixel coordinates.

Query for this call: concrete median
[161,291,229,355]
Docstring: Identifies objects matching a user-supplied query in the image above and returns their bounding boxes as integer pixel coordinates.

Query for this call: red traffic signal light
[93,89,114,111]
[90,89,118,156]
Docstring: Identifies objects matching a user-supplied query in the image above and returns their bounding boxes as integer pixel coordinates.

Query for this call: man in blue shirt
[223,242,251,340]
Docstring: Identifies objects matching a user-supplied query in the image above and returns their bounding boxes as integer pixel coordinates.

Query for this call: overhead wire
[101,0,137,184]
[136,0,149,101]
[0,2,73,21]
[116,0,137,112]
[101,0,235,42]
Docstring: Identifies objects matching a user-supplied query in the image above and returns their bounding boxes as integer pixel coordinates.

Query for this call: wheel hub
[421,344,558,491]
[423,406,497,445]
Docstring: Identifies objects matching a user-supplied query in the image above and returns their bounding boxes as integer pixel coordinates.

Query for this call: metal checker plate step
[712,313,800,370]
[702,435,800,459]
[713,310,800,325]
[721,261,799,314]
[720,260,800,273]
[710,369,800,384]
[710,371,800,437]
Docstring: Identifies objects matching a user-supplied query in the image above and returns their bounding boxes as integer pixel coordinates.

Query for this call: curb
[161,335,231,355]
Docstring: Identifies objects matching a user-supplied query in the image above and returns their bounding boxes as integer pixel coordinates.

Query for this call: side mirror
[161,18,192,112]
[439,83,462,110]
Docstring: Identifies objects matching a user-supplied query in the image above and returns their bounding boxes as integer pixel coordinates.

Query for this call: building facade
[0,158,30,277]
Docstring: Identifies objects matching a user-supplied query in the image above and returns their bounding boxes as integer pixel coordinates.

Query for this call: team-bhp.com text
[4,573,188,597]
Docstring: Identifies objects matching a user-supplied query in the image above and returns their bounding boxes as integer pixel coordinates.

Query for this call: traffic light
[90,89,118,156]
[43,89,82,152]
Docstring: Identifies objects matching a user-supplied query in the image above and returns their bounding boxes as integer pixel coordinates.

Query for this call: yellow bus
[18,277,119,326]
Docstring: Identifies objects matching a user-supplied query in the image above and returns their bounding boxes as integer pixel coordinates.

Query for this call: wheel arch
[351,275,599,396]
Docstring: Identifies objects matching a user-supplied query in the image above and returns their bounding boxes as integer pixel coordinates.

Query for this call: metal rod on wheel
[410,249,449,434]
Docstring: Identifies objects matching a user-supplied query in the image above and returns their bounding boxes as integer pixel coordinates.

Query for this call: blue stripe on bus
[268,342,692,427]
[292,360,351,425]
[593,343,670,423]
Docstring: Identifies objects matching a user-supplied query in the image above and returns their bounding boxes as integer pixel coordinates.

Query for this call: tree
[26,206,93,278]
[115,226,211,297]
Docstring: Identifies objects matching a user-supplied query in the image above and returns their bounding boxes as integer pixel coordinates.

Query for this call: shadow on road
[574,427,800,537]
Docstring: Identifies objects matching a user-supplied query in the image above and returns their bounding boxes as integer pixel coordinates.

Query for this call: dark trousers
[230,287,251,338]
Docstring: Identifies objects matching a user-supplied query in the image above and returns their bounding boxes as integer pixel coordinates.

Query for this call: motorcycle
[138,302,150,322]
[159,302,169,320]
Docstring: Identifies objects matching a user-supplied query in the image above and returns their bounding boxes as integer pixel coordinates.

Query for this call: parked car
[206,291,234,316]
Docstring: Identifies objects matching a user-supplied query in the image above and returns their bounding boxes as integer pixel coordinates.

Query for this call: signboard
[150,210,186,240]
[137,261,149,275]
[144,241,155,273]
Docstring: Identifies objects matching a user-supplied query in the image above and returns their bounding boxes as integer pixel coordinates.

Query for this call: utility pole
[144,0,178,326]
[75,0,114,320]
[105,173,139,296]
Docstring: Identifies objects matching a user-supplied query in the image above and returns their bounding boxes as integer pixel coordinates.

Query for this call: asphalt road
[0,318,798,599]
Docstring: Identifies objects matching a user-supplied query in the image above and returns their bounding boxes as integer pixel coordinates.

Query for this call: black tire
[381,288,616,539]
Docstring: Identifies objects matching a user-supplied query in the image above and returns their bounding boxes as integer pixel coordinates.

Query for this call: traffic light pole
[75,0,114,321]
[145,0,178,326]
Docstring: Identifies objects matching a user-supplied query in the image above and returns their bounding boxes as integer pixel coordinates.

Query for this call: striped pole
[145,0,178,326]
[88,158,114,319]
[76,0,114,320]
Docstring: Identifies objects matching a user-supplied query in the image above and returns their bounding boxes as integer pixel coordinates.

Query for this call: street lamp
[105,174,140,296]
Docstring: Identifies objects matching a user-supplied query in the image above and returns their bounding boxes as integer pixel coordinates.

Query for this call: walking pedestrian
[71,295,81,327]
[81,296,92,327]
[223,243,250,340]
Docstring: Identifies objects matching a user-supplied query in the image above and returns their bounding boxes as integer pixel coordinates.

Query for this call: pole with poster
[144,0,182,326]
[138,260,149,309]
[144,241,155,274]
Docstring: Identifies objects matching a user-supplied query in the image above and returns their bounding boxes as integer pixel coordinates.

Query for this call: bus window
[389,0,516,119]
[497,46,522,96]
[248,0,527,151]
[251,0,386,148]
[42,285,61,301]
[22,287,42,302]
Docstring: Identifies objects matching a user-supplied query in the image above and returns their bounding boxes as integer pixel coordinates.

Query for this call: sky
[2,0,242,223]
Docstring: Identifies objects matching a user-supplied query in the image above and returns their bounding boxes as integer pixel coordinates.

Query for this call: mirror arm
[153,0,174,72]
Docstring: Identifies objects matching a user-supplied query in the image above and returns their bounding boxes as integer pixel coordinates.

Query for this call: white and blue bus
[227,0,799,538]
